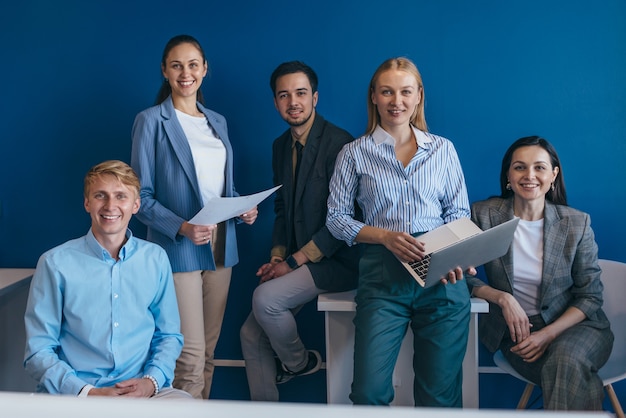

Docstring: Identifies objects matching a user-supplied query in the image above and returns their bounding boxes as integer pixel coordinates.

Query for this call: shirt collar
[86,228,135,261]
[372,124,432,147]
[292,128,311,149]
[291,113,315,148]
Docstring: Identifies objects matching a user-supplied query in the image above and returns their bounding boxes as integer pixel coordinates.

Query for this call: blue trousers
[350,244,470,406]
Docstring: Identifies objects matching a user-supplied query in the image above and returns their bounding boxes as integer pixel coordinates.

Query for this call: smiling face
[161,42,208,102]
[371,69,421,132]
[84,174,140,249]
[273,72,318,127]
[507,145,559,205]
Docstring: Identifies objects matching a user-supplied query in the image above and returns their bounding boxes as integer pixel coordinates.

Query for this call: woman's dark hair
[499,135,568,205]
[155,34,208,105]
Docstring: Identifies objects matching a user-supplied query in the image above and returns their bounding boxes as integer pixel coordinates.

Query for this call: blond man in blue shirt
[24,160,190,399]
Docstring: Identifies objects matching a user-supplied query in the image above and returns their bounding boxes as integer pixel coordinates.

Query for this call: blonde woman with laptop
[327,57,471,407]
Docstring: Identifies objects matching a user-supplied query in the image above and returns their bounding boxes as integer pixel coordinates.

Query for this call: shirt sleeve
[270,245,287,260]
[440,141,471,223]
[300,240,324,263]
[141,251,184,389]
[23,255,88,395]
[327,145,365,245]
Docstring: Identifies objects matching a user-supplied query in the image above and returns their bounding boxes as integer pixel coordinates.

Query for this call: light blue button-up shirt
[327,125,470,245]
[24,229,182,395]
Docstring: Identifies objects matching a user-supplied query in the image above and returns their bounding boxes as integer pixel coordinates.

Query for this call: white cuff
[78,384,94,397]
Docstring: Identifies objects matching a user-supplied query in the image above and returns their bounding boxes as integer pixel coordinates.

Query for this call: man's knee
[251,285,283,318]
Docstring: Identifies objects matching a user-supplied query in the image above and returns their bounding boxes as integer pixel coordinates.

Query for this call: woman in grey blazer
[467,136,613,411]
[131,35,257,399]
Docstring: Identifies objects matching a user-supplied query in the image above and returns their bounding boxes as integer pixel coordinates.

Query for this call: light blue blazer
[131,96,239,272]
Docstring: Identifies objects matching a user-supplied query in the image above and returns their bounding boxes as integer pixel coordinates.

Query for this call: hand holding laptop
[380,230,474,286]
[381,231,426,263]
[440,265,478,285]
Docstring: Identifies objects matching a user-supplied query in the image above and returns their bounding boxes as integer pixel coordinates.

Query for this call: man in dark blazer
[240,61,359,401]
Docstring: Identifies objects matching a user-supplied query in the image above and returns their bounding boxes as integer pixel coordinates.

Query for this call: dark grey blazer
[271,113,358,292]
[467,197,610,352]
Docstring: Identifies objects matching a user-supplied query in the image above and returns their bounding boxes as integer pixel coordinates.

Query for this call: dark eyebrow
[169,59,200,64]
[277,87,309,95]
[512,160,550,165]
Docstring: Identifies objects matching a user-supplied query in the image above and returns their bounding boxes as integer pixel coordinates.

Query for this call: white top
[512,218,544,315]
[176,110,226,205]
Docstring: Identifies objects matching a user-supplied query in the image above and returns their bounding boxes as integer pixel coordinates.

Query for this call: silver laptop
[402,217,520,288]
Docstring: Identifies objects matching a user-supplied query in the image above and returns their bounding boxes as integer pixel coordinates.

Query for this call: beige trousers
[153,387,193,399]
[172,224,232,399]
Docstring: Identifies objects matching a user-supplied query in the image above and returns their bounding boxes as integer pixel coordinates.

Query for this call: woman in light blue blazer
[131,34,257,400]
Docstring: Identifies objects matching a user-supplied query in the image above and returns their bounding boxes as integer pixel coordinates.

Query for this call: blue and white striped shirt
[327,125,470,246]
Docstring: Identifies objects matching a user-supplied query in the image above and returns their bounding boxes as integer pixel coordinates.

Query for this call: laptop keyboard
[408,253,431,283]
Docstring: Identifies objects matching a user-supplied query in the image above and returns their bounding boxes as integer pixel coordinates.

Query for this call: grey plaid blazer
[466,197,610,352]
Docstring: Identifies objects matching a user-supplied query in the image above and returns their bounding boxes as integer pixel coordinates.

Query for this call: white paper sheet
[188,185,281,225]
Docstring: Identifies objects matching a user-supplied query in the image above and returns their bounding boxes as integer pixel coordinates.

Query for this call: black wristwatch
[285,255,299,269]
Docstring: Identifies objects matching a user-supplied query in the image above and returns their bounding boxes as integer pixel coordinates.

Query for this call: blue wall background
[1,0,624,409]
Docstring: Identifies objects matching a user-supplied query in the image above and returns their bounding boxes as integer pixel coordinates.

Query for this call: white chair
[492,259,626,418]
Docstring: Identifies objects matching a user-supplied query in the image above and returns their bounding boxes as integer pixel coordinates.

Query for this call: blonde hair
[365,57,427,135]
[84,160,140,198]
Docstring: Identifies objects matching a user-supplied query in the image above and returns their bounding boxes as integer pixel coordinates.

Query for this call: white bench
[317,289,488,408]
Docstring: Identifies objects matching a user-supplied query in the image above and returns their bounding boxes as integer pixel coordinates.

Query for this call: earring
[551,183,555,191]
[506,182,512,190]
[164,78,169,82]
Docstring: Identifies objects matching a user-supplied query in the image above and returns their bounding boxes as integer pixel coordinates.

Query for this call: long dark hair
[155,34,208,105]
[499,136,568,205]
